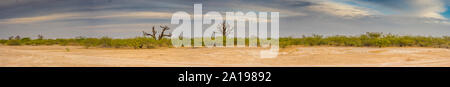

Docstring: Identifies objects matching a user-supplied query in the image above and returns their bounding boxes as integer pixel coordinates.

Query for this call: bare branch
[151,26,158,39]
[217,21,233,37]
[143,25,171,40]
[158,25,171,40]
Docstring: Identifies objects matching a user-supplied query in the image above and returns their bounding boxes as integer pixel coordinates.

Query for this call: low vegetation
[280,32,449,48]
[0,36,172,49]
[0,32,449,49]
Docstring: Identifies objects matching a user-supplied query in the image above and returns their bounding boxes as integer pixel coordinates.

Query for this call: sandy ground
[0,45,449,67]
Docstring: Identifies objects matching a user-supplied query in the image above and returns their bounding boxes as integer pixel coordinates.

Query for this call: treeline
[0,32,449,49]
[280,32,449,48]
[0,36,171,49]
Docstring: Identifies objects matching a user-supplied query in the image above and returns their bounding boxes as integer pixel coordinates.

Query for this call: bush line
[0,33,449,49]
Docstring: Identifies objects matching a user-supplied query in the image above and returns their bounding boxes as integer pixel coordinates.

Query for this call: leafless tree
[143,25,171,40]
[214,21,234,46]
[15,35,21,40]
[8,36,14,40]
[217,21,233,37]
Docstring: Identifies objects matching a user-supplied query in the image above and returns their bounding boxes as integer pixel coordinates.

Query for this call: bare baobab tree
[14,35,21,40]
[8,36,14,40]
[143,26,157,39]
[215,21,234,46]
[143,25,172,40]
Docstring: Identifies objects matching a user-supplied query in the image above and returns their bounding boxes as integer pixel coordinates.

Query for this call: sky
[0,0,449,39]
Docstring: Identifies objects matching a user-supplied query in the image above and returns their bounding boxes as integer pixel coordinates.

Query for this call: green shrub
[21,37,31,42]
[277,32,449,48]
[398,37,414,47]
[127,37,147,49]
[81,38,100,49]
[157,38,172,47]
[6,40,21,46]
[99,37,113,48]
[56,39,69,46]
[366,32,382,38]
[0,39,8,45]
[111,39,127,48]
[44,39,56,45]
[33,40,46,46]
[375,38,391,47]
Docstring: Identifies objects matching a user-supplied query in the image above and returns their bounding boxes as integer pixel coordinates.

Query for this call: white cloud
[0,13,82,24]
[94,11,173,19]
[409,0,447,19]
[306,0,372,17]
[229,4,307,17]
[0,11,173,24]
[75,23,170,33]
[351,0,448,19]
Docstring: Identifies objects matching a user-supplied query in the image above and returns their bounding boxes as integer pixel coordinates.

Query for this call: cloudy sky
[0,0,449,39]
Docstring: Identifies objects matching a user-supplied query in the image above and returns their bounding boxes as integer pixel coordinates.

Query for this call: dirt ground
[0,45,449,67]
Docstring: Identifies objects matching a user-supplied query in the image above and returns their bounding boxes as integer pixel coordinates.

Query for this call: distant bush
[124,37,163,49]
[2,33,449,49]
[81,38,100,49]
[56,39,69,46]
[375,38,391,47]
[31,39,46,46]
[99,37,113,48]
[0,39,7,45]
[21,37,31,42]
[111,39,127,48]
[278,33,450,48]
[155,38,172,47]
[6,40,21,46]
[127,37,146,49]
[44,39,56,45]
